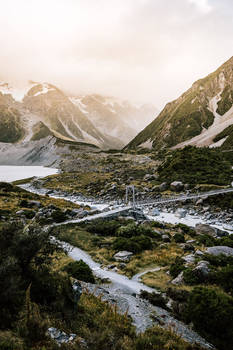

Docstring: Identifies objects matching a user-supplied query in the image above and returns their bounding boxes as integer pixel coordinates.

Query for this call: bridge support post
[126,185,136,208]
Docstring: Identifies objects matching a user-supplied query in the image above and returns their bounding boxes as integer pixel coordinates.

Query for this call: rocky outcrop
[114,251,133,262]
[206,246,233,257]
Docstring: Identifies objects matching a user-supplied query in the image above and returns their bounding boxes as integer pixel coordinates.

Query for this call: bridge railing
[135,187,233,207]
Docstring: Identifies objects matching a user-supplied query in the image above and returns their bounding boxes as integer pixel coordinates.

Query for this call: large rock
[159,182,168,192]
[195,224,216,237]
[183,254,196,265]
[206,246,233,257]
[114,251,133,262]
[170,181,184,192]
[193,260,210,277]
[171,271,184,285]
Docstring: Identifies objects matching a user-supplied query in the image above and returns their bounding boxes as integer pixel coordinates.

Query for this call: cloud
[189,0,212,13]
[0,0,232,109]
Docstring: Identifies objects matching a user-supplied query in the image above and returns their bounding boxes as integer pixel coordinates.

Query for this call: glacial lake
[0,165,58,182]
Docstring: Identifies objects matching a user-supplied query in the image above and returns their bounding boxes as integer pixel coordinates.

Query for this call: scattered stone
[195,249,204,257]
[193,260,210,277]
[151,208,160,216]
[195,224,216,237]
[179,243,195,252]
[183,254,196,265]
[175,208,187,218]
[47,327,77,345]
[114,251,134,262]
[170,181,184,192]
[171,271,184,285]
[162,234,171,243]
[159,182,168,192]
[206,246,233,257]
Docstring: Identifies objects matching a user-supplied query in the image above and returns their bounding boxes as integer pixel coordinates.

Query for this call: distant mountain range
[0,81,158,150]
[126,56,233,151]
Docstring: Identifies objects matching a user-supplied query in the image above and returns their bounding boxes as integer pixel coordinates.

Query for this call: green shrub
[183,268,204,285]
[51,209,67,223]
[185,287,233,349]
[176,223,196,236]
[209,265,233,294]
[204,253,233,267]
[170,257,185,278]
[218,235,233,248]
[196,234,216,247]
[63,260,95,283]
[84,220,120,236]
[117,223,138,238]
[173,233,185,243]
[140,291,168,310]
[113,235,152,253]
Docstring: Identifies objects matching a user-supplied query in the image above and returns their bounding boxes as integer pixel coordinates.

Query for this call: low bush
[113,235,152,253]
[217,235,233,248]
[209,265,233,295]
[196,234,216,247]
[169,257,185,278]
[176,223,196,236]
[173,233,185,243]
[183,268,204,285]
[84,220,121,236]
[51,209,67,223]
[63,260,95,283]
[185,287,233,349]
[140,290,168,310]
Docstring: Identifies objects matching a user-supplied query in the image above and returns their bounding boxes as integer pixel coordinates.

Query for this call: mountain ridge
[126,56,233,150]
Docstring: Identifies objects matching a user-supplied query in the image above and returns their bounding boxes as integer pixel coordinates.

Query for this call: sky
[0,0,232,109]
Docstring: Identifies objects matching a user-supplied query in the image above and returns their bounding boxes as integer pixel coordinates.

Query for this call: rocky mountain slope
[0,81,157,151]
[126,56,233,150]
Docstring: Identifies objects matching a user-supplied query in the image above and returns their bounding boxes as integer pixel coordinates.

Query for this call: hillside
[126,56,233,150]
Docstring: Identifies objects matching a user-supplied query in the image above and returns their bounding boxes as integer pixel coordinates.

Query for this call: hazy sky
[0,0,232,109]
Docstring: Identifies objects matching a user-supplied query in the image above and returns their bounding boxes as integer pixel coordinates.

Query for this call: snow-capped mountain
[126,56,233,150]
[0,81,157,150]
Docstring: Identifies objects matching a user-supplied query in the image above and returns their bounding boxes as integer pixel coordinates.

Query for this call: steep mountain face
[126,56,233,150]
[0,81,157,151]
[0,89,24,143]
[71,94,157,145]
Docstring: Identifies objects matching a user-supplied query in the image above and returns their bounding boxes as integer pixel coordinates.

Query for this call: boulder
[206,246,233,257]
[171,271,184,285]
[159,182,168,192]
[179,243,195,252]
[195,249,204,257]
[114,251,133,262]
[183,254,196,265]
[151,208,160,216]
[195,224,216,237]
[170,181,184,192]
[193,260,210,277]
[162,234,171,243]
[175,208,187,218]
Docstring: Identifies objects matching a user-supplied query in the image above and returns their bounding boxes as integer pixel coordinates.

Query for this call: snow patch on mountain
[33,83,55,96]
[0,81,35,102]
